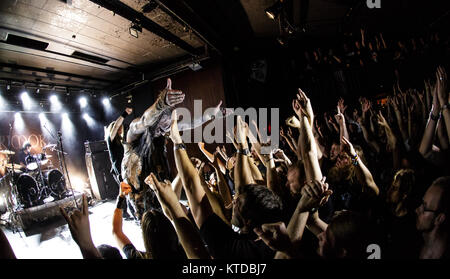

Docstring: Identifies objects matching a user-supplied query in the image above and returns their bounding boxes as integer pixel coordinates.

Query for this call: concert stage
[2,198,144,259]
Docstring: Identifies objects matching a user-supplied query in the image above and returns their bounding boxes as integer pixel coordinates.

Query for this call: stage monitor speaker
[85,141,118,200]
[15,193,83,236]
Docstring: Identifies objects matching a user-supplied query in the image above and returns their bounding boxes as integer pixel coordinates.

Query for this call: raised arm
[145,173,211,259]
[377,111,401,171]
[170,110,213,229]
[341,137,379,196]
[127,78,184,143]
[233,116,256,192]
[108,107,132,141]
[419,82,441,156]
[436,66,450,143]
[60,195,102,259]
[112,182,133,251]
[211,152,233,210]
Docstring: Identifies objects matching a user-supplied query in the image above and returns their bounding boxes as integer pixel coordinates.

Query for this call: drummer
[17,142,32,171]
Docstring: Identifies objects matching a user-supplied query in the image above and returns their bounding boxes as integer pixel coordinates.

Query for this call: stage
[2,198,144,259]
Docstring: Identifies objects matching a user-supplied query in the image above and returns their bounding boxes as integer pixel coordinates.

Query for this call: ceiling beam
[88,0,199,56]
[0,62,114,84]
[155,0,224,55]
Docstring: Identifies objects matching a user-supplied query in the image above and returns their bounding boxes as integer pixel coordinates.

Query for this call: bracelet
[351,154,359,166]
[121,110,129,118]
[237,148,250,155]
[442,104,450,111]
[430,111,441,121]
[174,143,186,150]
[116,196,125,209]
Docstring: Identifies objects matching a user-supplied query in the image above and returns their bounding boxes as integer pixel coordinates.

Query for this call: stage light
[21,92,32,110]
[79,97,87,108]
[50,95,58,103]
[14,112,25,132]
[50,94,62,111]
[265,1,283,20]
[102,97,110,106]
[82,112,88,120]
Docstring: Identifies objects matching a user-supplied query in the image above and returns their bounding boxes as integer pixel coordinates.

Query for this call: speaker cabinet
[85,141,118,200]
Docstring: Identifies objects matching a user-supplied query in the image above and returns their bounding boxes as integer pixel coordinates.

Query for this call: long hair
[140,210,185,259]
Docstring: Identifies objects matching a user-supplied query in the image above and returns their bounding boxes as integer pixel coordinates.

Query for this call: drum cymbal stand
[4,121,23,236]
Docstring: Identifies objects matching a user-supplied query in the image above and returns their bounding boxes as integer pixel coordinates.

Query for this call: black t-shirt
[199,213,275,259]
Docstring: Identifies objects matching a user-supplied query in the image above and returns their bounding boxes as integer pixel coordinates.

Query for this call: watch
[174,143,186,150]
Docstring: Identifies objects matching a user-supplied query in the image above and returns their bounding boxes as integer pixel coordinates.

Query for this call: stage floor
[2,199,145,259]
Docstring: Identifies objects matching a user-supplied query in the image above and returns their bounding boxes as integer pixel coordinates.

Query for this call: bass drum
[45,169,66,199]
[16,174,41,208]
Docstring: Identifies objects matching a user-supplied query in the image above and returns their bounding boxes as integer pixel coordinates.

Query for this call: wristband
[121,110,129,118]
[430,111,441,121]
[116,196,125,209]
[174,143,186,151]
[442,104,450,111]
[351,154,359,166]
[237,148,250,155]
[310,207,318,213]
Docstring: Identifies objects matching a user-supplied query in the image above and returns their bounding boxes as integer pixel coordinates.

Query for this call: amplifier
[84,140,108,154]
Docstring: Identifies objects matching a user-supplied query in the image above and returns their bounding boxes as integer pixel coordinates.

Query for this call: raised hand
[338,98,347,114]
[164,78,185,107]
[296,88,314,125]
[235,116,248,145]
[125,107,133,115]
[144,173,179,219]
[341,136,357,157]
[286,116,301,129]
[253,222,291,253]
[377,111,389,128]
[299,177,333,211]
[169,110,183,144]
[334,106,345,125]
[120,182,132,196]
[436,66,448,105]
[59,195,96,253]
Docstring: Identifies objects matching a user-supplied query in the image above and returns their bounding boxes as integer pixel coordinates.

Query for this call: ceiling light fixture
[129,22,142,38]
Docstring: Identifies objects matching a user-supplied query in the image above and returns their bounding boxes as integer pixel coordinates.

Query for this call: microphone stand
[57,131,77,208]
[6,120,21,234]
[43,124,77,208]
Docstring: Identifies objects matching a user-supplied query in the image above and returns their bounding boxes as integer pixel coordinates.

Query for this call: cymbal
[5,163,21,170]
[0,150,15,155]
[43,144,57,149]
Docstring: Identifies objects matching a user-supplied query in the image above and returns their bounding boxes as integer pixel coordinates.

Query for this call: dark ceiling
[0,0,448,99]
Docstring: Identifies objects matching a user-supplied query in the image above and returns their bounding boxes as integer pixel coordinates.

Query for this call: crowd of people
[1,28,450,260]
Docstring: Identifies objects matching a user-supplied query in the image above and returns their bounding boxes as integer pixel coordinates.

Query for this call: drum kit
[0,143,67,211]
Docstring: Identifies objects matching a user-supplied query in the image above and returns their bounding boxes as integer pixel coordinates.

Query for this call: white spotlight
[102,97,110,106]
[14,112,25,132]
[50,95,58,103]
[62,112,69,119]
[21,92,32,110]
[79,97,87,108]
[82,113,88,120]
[50,94,62,112]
